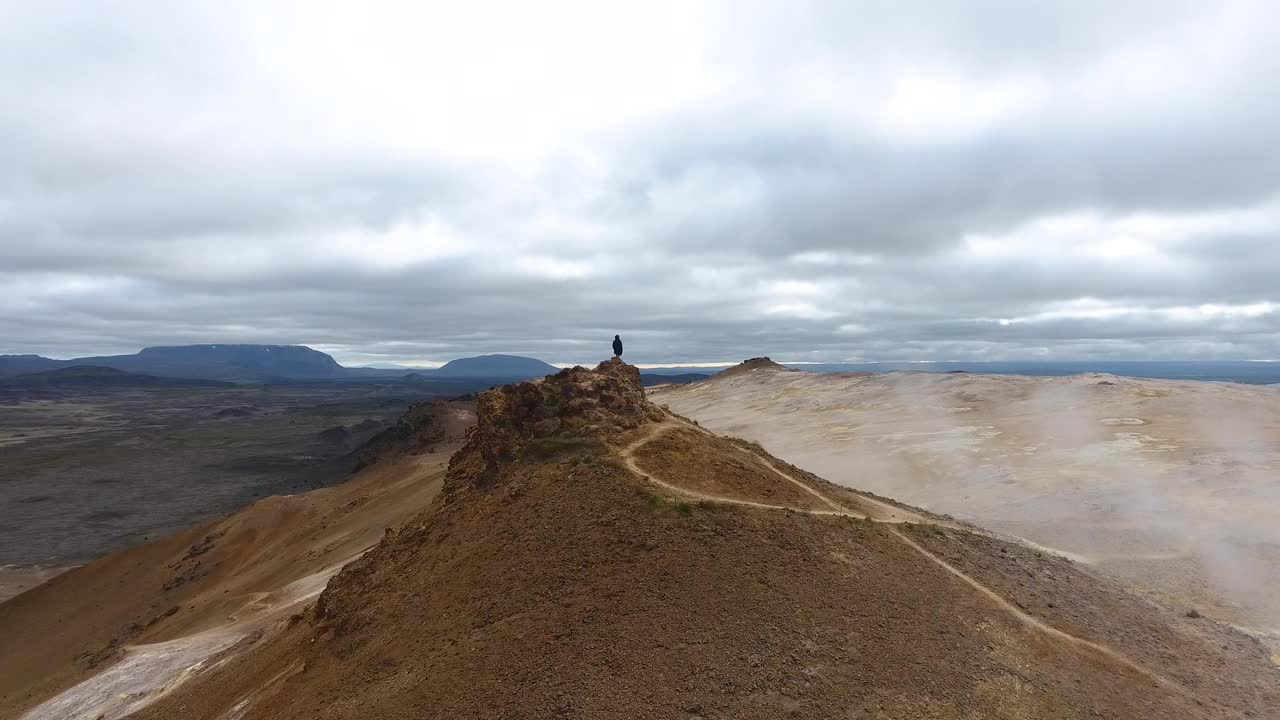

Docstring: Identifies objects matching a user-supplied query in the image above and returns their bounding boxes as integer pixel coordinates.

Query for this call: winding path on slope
[621,425,855,516]
[622,421,933,523]
[620,420,1194,700]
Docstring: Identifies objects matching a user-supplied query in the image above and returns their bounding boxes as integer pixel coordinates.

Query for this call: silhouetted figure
[612,335,623,358]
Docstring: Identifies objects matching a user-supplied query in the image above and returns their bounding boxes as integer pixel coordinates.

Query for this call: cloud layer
[4,1,1280,364]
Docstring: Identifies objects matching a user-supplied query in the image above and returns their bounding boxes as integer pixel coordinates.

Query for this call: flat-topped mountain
[0,345,345,382]
[711,356,794,379]
[84,344,346,381]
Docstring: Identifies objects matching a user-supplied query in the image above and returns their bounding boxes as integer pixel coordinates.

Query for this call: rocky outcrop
[353,401,449,469]
[712,356,792,379]
[444,359,663,495]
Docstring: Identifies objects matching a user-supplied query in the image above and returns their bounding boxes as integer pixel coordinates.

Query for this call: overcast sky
[3,1,1280,366]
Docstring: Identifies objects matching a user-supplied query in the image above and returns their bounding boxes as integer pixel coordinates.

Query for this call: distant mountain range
[0,354,64,376]
[7,346,1273,385]
[0,346,568,384]
[0,345,344,382]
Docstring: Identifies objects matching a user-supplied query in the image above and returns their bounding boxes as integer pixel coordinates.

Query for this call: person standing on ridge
[612,334,623,358]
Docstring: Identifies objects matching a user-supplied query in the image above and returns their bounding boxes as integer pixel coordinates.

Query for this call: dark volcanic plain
[0,382,459,598]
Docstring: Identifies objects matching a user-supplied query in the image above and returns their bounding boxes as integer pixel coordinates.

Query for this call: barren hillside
[5,361,1273,719]
[649,362,1280,663]
[0,401,475,720]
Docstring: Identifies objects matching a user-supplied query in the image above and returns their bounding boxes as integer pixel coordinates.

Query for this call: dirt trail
[666,416,937,522]
[621,424,852,515]
[743,452,849,512]
[621,419,1190,700]
[626,422,935,523]
[889,528,1190,697]
[743,445,928,521]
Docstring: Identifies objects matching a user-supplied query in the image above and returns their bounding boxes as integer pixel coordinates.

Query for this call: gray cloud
[2,1,1280,365]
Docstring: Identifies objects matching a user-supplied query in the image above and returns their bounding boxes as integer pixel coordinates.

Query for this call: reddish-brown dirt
[7,365,1280,719]
[631,426,833,511]
[142,472,1230,720]
[909,529,1280,717]
[755,450,946,524]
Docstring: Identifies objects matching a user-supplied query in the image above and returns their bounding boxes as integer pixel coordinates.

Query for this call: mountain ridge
[7,360,1273,719]
[434,353,559,378]
[0,347,562,383]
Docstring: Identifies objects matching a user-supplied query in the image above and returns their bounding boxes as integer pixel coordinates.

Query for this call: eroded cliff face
[354,400,449,469]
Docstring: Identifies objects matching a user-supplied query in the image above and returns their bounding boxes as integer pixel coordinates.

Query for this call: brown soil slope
[646,368,1280,657]
[0,401,474,720]
[119,361,1278,720]
[632,427,835,511]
